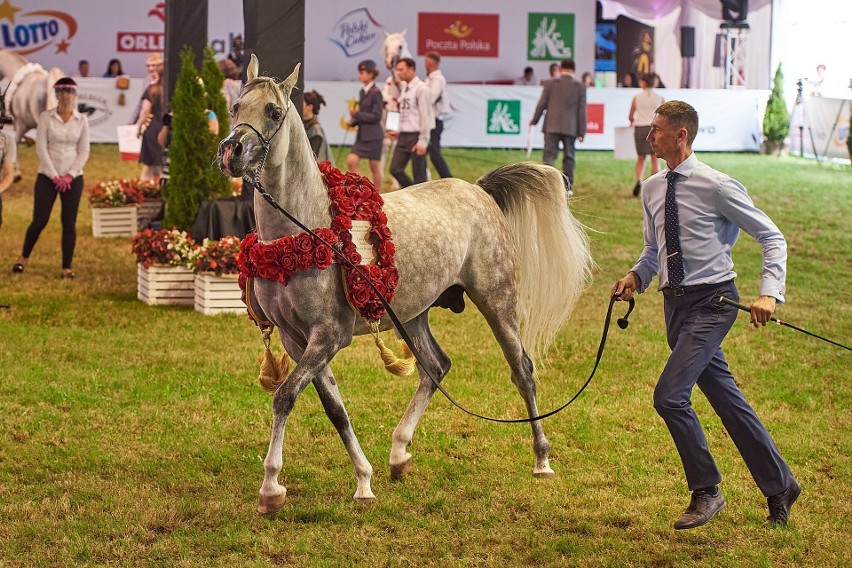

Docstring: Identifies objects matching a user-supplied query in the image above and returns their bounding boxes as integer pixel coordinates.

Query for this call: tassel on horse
[258,325,291,393]
[370,323,416,376]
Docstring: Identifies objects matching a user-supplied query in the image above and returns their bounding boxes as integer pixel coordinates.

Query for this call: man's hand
[413,142,427,156]
[386,131,398,141]
[578,135,585,143]
[750,295,776,328]
[611,272,640,301]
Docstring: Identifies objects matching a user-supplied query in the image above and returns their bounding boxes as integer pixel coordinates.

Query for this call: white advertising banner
[307,81,768,152]
[75,78,144,143]
[791,96,851,161]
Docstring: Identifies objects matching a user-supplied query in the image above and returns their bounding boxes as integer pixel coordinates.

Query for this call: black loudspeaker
[681,26,695,58]
[721,0,748,22]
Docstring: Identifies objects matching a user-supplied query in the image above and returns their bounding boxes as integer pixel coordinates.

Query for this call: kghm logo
[0,0,77,55]
[487,100,521,134]
[330,8,384,57]
[528,13,574,61]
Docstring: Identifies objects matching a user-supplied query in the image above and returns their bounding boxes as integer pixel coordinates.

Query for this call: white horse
[218,55,592,514]
[380,29,412,111]
[0,49,64,145]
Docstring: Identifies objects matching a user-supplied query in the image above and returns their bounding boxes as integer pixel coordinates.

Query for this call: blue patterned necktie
[665,170,685,287]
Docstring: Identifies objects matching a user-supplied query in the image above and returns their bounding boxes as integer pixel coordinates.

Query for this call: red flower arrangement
[238,162,398,322]
[195,236,242,276]
[88,177,161,207]
[131,228,196,269]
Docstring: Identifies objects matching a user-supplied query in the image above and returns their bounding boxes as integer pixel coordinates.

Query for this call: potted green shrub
[762,64,790,155]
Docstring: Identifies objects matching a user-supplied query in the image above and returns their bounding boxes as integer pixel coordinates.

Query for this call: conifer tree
[163,46,230,230]
[763,64,790,144]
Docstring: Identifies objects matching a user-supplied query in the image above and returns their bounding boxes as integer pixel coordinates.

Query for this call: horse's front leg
[314,366,375,501]
[258,332,340,515]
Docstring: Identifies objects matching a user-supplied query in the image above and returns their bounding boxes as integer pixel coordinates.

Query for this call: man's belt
[661,280,733,297]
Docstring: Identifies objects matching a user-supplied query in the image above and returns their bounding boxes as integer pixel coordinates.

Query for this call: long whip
[719,296,850,351]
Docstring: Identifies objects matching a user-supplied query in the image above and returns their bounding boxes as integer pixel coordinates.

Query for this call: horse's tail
[477,162,593,364]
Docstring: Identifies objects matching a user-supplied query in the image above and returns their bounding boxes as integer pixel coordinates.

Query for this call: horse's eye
[270,108,283,121]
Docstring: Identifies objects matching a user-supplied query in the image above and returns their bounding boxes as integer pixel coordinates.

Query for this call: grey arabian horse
[380,29,411,111]
[218,55,592,515]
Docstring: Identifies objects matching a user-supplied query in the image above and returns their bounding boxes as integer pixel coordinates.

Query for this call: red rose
[375,224,392,240]
[383,266,400,291]
[314,244,334,269]
[321,163,345,186]
[296,251,313,270]
[280,252,299,274]
[336,197,356,217]
[278,236,295,254]
[378,240,395,258]
[328,185,346,202]
[331,215,352,232]
[374,211,388,226]
[345,247,362,265]
[349,282,372,308]
[294,233,313,254]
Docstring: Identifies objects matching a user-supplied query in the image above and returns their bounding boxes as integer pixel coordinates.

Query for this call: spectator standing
[346,59,384,189]
[77,60,89,78]
[102,58,124,78]
[218,58,242,109]
[611,100,799,530]
[0,128,16,230]
[302,90,334,166]
[423,51,453,179]
[135,53,165,181]
[628,73,665,197]
[515,66,536,86]
[12,78,89,279]
[530,58,586,195]
[386,57,432,188]
[228,35,245,75]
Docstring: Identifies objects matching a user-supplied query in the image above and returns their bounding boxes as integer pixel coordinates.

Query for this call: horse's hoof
[533,467,555,478]
[390,456,413,480]
[257,489,287,515]
[353,493,376,503]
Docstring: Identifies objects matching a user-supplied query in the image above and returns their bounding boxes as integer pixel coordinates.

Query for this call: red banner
[417,13,499,58]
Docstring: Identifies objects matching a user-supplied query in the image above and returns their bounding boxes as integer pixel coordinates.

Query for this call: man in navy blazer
[530,58,587,194]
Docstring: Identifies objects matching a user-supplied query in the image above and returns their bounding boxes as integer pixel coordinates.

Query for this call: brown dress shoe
[674,489,726,530]
[766,480,801,525]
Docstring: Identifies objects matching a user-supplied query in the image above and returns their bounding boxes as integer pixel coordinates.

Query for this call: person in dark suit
[530,58,587,195]
[346,59,385,189]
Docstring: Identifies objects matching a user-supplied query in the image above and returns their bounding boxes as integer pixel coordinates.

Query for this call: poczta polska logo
[0,0,77,55]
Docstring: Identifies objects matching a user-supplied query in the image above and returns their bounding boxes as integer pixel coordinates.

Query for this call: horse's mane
[242,76,291,106]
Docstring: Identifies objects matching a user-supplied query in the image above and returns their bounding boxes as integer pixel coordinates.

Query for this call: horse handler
[611,100,800,530]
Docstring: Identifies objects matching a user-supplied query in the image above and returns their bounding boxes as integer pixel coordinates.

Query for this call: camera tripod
[790,78,818,159]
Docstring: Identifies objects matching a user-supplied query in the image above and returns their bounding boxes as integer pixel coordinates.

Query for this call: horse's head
[382,29,408,71]
[218,54,300,179]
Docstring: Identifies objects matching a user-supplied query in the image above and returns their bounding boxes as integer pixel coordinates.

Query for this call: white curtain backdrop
[600,0,772,90]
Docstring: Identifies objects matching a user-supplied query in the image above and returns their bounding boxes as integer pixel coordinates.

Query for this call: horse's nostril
[233,142,243,157]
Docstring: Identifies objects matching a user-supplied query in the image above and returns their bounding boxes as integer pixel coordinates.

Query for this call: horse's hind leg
[467,291,555,478]
[389,311,450,480]
[313,365,375,501]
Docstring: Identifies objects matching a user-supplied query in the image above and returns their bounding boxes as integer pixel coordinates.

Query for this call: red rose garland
[237,162,398,322]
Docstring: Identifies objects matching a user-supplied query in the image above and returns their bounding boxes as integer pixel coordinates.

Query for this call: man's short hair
[425,51,440,64]
[397,57,416,70]
[560,58,576,71]
[654,100,699,145]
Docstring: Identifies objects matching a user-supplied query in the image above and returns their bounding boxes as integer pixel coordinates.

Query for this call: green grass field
[0,143,850,566]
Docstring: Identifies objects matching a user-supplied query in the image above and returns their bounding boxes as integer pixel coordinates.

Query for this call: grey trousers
[390,131,427,188]
[655,280,793,497]
[543,132,577,184]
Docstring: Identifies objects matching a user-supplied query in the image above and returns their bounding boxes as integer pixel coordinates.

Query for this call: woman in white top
[628,73,665,197]
[12,77,90,279]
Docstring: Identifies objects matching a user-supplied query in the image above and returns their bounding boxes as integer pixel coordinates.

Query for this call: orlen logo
[117,2,164,53]
[0,0,77,56]
[330,8,385,57]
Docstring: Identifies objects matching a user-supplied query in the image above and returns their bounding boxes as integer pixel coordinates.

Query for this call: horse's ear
[384,30,389,37]
[401,28,407,37]
[281,63,301,94]
[247,53,259,81]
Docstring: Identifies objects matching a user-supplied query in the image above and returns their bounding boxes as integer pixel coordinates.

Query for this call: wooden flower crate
[92,205,138,237]
[137,265,195,305]
[194,273,245,315]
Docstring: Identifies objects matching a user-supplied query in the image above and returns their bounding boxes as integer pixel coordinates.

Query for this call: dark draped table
[192,184,256,242]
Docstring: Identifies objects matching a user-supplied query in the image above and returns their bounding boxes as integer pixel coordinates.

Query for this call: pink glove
[52,176,67,192]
